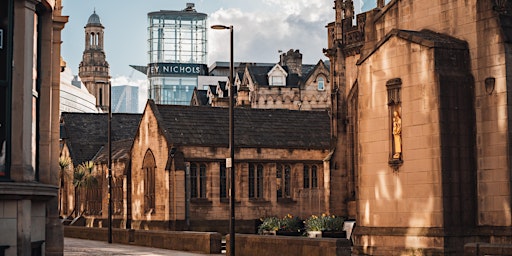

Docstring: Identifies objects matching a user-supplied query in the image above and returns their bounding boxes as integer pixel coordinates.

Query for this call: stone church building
[326,0,512,254]
[129,100,331,233]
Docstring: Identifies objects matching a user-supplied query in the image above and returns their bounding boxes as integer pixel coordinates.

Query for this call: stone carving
[392,110,402,159]
[343,0,354,19]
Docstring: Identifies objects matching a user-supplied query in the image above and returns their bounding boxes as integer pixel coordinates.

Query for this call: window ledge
[249,198,269,203]
[277,198,296,204]
[191,198,212,204]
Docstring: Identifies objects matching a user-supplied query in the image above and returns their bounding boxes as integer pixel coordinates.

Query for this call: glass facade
[147,5,207,105]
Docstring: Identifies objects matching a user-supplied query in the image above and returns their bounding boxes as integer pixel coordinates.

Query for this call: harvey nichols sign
[147,63,207,77]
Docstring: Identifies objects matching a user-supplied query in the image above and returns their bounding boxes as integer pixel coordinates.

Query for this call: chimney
[279,49,303,76]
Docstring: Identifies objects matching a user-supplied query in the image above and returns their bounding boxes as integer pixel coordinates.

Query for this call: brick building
[325,0,512,254]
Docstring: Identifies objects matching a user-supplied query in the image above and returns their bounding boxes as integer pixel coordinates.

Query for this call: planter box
[261,230,276,236]
[276,230,303,236]
[307,231,322,238]
[322,230,346,238]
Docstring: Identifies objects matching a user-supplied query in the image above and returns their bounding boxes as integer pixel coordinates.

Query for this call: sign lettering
[147,63,207,77]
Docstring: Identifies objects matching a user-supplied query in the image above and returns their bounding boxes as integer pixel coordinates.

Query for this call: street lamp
[108,81,113,243]
[211,24,235,255]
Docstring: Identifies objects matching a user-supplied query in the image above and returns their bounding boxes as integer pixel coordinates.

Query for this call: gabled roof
[218,81,227,91]
[267,64,288,77]
[149,101,330,149]
[246,65,302,88]
[303,60,331,82]
[357,29,468,65]
[93,139,133,164]
[60,112,141,166]
[190,88,209,106]
[208,85,218,96]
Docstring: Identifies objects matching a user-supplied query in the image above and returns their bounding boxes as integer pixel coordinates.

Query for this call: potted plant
[258,214,304,236]
[258,216,280,235]
[305,213,346,238]
[322,214,346,238]
[304,214,325,238]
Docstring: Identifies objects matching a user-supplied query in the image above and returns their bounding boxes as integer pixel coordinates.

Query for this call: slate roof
[208,85,218,96]
[93,139,133,164]
[151,101,330,149]
[191,89,209,106]
[246,65,316,88]
[60,113,142,166]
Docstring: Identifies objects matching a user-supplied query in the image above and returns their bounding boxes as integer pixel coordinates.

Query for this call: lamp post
[107,81,113,243]
[211,24,235,255]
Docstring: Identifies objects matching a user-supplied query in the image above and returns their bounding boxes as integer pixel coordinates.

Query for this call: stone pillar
[46,10,68,255]
[17,200,31,256]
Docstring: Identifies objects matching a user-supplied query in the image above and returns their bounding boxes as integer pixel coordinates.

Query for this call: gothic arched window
[142,149,156,213]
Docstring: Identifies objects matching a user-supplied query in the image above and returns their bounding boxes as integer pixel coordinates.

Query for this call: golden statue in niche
[392,110,402,159]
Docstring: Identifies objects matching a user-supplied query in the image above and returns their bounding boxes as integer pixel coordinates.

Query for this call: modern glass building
[147,3,208,105]
[112,85,139,113]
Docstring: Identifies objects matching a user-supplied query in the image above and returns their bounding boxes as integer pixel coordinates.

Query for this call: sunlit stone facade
[326,0,512,255]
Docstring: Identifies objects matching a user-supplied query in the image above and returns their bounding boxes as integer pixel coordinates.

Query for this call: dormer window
[267,64,288,86]
[271,75,284,86]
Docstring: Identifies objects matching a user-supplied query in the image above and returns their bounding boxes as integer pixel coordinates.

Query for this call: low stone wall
[64,226,222,254]
[464,243,512,256]
[226,234,351,256]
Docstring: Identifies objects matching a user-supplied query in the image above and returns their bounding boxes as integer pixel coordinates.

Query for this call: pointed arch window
[142,150,156,213]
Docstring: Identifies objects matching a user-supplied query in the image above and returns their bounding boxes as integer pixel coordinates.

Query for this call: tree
[72,161,98,217]
[58,156,71,216]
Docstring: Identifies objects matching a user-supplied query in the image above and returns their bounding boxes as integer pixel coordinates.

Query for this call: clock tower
[79,10,110,112]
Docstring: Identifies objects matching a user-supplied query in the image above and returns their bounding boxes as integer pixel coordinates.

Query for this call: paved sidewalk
[64,237,225,256]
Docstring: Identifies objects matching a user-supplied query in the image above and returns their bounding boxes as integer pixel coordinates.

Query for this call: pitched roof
[93,139,133,164]
[60,112,141,166]
[150,101,330,149]
[246,64,320,88]
[191,89,209,106]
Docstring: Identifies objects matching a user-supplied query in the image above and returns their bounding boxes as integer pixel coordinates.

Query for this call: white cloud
[208,0,332,66]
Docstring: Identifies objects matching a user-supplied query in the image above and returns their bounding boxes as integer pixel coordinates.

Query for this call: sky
[60,0,376,108]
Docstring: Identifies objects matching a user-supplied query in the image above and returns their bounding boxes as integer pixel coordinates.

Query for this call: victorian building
[78,10,110,112]
[196,49,331,111]
[325,0,512,254]
[0,0,67,255]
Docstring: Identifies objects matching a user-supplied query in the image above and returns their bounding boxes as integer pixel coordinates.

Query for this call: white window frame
[317,77,325,91]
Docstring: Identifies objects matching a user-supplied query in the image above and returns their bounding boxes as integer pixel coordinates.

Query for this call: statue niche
[387,78,403,170]
[392,109,402,159]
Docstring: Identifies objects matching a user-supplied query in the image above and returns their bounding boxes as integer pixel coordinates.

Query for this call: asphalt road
[64,237,225,256]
